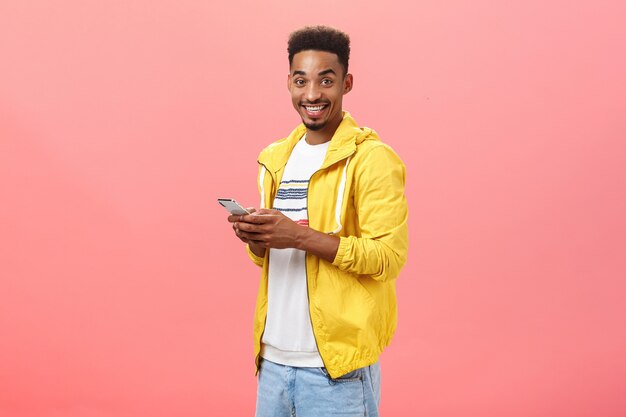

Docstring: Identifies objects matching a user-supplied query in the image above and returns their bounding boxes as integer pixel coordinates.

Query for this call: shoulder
[258,136,289,158]
[353,138,405,168]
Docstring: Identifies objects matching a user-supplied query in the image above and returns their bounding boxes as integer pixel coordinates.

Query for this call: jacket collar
[258,112,377,173]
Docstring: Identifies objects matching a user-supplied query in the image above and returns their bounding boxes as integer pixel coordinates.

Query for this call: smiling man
[228,26,408,417]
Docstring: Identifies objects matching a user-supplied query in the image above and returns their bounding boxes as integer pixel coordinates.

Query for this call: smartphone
[218,198,251,216]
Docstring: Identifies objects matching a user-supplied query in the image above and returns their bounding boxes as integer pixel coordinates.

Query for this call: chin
[304,122,325,131]
[302,116,327,131]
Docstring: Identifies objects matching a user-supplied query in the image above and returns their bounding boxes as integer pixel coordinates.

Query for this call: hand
[227,208,265,257]
[229,209,304,250]
[228,207,256,244]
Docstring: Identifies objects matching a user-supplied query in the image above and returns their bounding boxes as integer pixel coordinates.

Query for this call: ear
[343,73,353,95]
[287,73,292,92]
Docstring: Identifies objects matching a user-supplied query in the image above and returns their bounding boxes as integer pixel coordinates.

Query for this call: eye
[294,78,306,86]
[321,78,333,86]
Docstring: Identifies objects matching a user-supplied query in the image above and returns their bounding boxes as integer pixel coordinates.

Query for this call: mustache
[301,101,330,105]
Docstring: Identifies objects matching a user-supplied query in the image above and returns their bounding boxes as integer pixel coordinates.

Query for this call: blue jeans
[255,359,381,417]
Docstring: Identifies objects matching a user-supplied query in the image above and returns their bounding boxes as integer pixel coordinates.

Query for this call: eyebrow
[318,69,336,76]
[292,68,337,76]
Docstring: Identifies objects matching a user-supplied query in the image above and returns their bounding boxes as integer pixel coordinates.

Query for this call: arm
[331,144,408,282]
[229,144,408,278]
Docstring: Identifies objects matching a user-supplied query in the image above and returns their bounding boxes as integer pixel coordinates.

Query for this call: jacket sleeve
[245,163,267,267]
[331,143,409,282]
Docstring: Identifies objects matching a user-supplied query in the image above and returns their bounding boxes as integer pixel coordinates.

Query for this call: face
[288,50,353,135]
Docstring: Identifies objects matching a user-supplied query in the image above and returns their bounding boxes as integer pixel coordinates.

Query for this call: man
[228,25,408,417]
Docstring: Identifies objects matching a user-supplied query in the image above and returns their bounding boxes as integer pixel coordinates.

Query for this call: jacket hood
[258,112,380,172]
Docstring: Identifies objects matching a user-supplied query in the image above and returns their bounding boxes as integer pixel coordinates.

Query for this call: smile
[302,104,328,116]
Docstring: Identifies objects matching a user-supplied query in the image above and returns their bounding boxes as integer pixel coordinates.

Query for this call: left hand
[228,209,304,249]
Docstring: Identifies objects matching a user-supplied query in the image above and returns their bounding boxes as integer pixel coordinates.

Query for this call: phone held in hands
[218,198,251,216]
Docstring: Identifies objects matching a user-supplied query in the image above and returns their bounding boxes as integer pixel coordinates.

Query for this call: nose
[305,83,322,102]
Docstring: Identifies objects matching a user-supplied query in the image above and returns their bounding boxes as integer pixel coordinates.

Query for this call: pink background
[1,1,625,416]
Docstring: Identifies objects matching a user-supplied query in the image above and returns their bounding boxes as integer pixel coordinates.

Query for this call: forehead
[290,50,343,74]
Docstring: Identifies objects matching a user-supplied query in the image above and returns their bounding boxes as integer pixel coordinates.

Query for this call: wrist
[294,225,312,251]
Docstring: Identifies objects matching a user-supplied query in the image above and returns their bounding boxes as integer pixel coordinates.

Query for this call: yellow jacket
[246,112,408,378]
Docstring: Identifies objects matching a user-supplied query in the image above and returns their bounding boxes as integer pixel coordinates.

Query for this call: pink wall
[1,1,625,416]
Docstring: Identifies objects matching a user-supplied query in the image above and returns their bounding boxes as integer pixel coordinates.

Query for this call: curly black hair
[288,26,351,74]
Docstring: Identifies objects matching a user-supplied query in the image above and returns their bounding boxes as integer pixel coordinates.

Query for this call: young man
[228,26,408,417]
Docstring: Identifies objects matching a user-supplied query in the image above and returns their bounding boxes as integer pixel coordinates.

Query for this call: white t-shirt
[261,136,330,367]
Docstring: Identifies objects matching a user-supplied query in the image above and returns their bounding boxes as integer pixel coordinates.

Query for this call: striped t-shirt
[261,136,330,367]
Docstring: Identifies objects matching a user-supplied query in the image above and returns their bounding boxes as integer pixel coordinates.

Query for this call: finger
[234,223,261,240]
[241,213,275,224]
[237,230,263,242]
[248,238,268,248]
[229,213,262,223]
[235,228,248,243]
[236,222,265,233]
[254,208,280,216]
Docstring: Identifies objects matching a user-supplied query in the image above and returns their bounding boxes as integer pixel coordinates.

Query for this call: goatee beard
[303,121,324,131]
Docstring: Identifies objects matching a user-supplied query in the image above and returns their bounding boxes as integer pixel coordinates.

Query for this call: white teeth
[305,105,325,111]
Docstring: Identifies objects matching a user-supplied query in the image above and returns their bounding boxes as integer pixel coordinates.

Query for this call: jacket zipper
[255,150,354,376]
[305,167,327,372]
[303,152,354,374]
